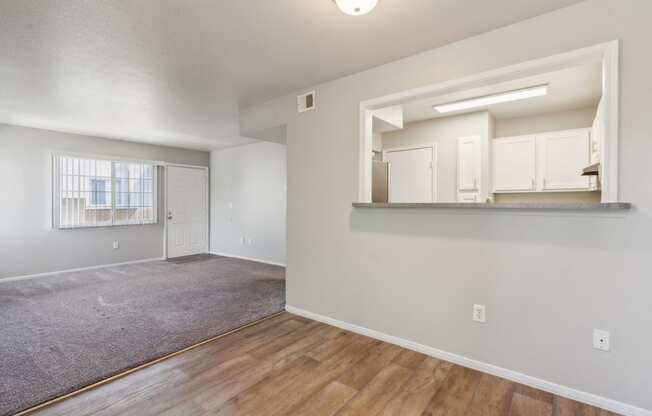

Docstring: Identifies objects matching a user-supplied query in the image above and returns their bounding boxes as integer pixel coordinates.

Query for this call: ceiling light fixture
[433,85,548,113]
[333,0,379,16]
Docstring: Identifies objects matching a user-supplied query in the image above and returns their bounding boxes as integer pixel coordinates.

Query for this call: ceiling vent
[297,91,316,113]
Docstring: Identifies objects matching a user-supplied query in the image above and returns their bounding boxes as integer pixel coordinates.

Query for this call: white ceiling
[0,0,584,150]
[401,61,602,123]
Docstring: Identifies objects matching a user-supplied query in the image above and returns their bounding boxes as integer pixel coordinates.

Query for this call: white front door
[385,146,435,203]
[167,166,208,258]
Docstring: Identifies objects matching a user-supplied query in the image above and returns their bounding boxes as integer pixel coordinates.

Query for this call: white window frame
[52,152,162,229]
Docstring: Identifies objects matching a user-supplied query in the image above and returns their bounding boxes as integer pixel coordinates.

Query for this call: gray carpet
[0,256,285,416]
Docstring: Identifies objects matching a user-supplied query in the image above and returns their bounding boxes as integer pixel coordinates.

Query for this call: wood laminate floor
[28,313,619,416]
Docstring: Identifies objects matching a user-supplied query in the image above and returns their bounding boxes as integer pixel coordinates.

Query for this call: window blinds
[54,155,158,229]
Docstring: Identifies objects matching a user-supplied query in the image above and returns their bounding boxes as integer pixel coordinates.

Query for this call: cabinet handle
[531,179,535,190]
[473,178,477,190]
[543,178,547,189]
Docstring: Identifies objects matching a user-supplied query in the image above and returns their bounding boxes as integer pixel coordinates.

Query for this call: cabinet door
[457,136,481,192]
[540,130,590,190]
[492,136,536,192]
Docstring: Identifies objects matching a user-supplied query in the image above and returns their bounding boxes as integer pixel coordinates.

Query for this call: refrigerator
[372,160,389,203]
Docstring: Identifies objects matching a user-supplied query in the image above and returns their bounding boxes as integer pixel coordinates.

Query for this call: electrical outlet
[473,304,486,323]
[593,329,610,351]
[112,241,119,250]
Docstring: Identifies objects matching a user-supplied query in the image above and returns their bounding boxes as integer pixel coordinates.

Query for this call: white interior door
[167,165,208,258]
[385,146,434,203]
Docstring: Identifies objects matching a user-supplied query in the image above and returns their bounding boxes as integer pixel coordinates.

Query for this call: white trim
[600,40,620,203]
[382,143,439,203]
[209,252,287,267]
[359,109,374,202]
[0,257,165,283]
[285,305,651,416]
[358,40,620,204]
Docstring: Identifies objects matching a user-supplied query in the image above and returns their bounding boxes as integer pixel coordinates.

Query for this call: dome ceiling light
[333,0,379,16]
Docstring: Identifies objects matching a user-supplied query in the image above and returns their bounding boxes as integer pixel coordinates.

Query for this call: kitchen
[368,59,610,207]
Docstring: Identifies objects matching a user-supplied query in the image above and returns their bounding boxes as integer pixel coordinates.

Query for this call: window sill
[352,202,632,211]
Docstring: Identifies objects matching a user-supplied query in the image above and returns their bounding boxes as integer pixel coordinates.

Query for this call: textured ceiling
[0,0,585,149]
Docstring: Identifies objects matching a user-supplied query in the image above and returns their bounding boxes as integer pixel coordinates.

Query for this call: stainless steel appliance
[372,160,389,203]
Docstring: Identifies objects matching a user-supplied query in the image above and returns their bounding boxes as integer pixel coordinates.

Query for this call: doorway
[166,165,209,258]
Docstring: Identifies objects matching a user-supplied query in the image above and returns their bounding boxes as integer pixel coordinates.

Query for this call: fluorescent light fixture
[433,85,548,113]
[333,0,379,16]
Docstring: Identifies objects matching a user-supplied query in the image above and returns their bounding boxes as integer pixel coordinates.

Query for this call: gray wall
[239,0,652,410]
[382,111,490,202]
[0,124,209,279]
[210,141,287,265]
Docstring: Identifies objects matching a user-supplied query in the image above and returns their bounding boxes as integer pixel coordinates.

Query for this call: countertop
[352,202,632,210]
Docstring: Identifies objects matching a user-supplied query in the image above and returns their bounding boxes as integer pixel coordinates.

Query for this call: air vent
[297,91,316,113]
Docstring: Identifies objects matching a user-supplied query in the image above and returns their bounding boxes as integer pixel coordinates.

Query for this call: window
[53,155,158,229]
[90,179,110,206]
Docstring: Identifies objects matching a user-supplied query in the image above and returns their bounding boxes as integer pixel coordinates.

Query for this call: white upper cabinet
[457,136,481,192]
[492,128,592,194]
[539,129,591,191]
[492,136,536,192]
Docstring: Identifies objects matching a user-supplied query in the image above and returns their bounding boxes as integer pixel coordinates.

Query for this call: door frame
[382,143,438,203]
[164,163,209,259]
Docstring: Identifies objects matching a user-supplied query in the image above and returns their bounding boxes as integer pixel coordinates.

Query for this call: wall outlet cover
[112,241,119,250]
[473,304,486,323]
[593,329,610,351]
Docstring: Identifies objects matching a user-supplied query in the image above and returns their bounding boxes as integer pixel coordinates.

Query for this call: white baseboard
[286,305,651,416]
[0,257,165,283]
[209,251,286,267]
